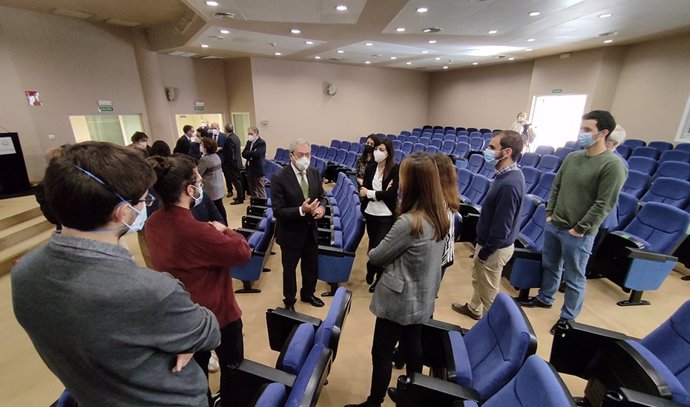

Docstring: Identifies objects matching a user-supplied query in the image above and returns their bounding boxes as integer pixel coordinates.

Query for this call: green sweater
[546,149,628,235]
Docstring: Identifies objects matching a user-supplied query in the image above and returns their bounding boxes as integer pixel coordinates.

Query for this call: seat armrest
[395,373,480,407]
[603,388,686,407]
[317,245,355,257]
[626,248,677,263]
[423,319,464,333]
[250,197,268,207]
[512,247,542,260]
[226,359,295,407]
[266,308,322,352]
[550,321,632,379]
[608,231,647,250]
[234,228,256,238]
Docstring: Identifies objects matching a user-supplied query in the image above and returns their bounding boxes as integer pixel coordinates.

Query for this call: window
[69,114,144,145]
[676,94,690,142]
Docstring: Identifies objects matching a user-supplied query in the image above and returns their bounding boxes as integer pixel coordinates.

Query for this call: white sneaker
[208,352,220,373]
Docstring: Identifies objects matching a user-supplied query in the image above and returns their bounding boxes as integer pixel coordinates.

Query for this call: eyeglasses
[191,179,205,188]
[134,193,157,207]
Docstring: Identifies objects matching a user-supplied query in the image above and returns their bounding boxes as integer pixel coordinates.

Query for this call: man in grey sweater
[12,142,220,407]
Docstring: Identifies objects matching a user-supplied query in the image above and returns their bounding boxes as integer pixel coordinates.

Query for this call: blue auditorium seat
[611,192,639,232]
[231,217,276,293]
[397,134,408,143]
[443,134,456,142]
[589,202,690,306]
[534,145,555,156]
[456,135,470,144]
[468,130,481,138]
[465,154,484,173]
[553,147,575,160]
[528,172,556,202]
[675,143,690,152]
[315,145,328,159]
[623,139,646,149]
[413,143,426,153]
[419,137,431,146]
[564,141,579,150]
[460,173,491,205]
[329,140,340,149]
[659,149,690,164]
[401,141,414,155]
[426,145,440,154]
[469,137,484,152]
[349,143,362,154]
[358,136,367,144]
[507,204,548,300]
[517,195,540,231]
[393,293,537,403]
[392,140,402,150]
[640,177,690,208]
[478,163,495,179]
[430,138,443,149]
[51,390,77,407]
[630,146,660,160]
[615,144,632,160]
[407,135,419,144]
[647,141,674,153]
[535,155,561,173]
[521,166,542,194]
[339,140,350,151]
[394,149,404,163]
[622,170,651,198]
[518,152,541,168]
[441,140,455,155]
[654,161,690,181]
[627,156,658,175]
[310,144,318,156]
[324,147,338,162]
[457,169,473,196]
[452,142,471,159]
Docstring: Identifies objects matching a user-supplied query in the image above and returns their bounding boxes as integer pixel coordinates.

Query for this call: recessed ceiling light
[488,30,498,34]
[396,27,406,32]
[291,28,301,34]
[219,29,230,34]
[472,62,479,65]
[527,38,535,42]
[416,7,429,13]
[336,4,348,11]
[274,52,282,56]
[390,56,397,60]
[525,48,533,52]
[314,56,321,59]
[434,57,441,61]
[599,13,612,18]
[406,62,412,65]
[52,8,92,19]
[337,49,344,54]
[529,11,541,17]
[201,44,209,48]
[206,1,219,6]
[508,57,516,61]
[365,42,373,46]
[422,27,442,33]
[422,50,429,54]
[442,66,448,70]
[428,40,437,44]
[305,41,314,45]
[365,61,371,64]
[604,39,613,44]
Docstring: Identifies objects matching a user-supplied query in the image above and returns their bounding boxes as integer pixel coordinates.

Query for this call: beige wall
[224,57,257,128]
[428,61,534,130]
[611,33,690,143]
[249,57,430,155]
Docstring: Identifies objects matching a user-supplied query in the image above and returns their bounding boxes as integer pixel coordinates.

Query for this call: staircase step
[0,206,43,231]
[0,229,53,277]
[0,217,53,252]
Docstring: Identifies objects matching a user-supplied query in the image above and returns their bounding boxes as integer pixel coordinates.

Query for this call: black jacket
[241,137,266,178]
[361,162,400,215]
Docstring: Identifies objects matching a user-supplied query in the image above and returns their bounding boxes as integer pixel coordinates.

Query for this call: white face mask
[211,129,219,136]
[373,149,387,163]
[248,135,257,142]
[122,204,147,234]
[294,156,310,172]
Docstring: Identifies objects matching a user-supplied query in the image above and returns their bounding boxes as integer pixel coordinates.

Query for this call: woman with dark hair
[199,138,227,224]
[355,134,380,186]
[345,152,450,407]
[145,154,251,407]
[359,137,399,292]
[149,140,171,157]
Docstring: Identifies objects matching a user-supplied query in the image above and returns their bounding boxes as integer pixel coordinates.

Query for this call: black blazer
[361,162,400,215]
[173,135,191,156]
[223,132,244,170]
[271,165,327,250]
[242,137,266,177]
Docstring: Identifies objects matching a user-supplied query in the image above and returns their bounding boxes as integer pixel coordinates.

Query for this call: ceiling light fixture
[599,13,612,18]
[416,7,429,13]
[434,57,441,61]
[337,49,344,54]
[488,30,498,34]
[206,1,219,6]
[396,27,406,32]
[201,44,209,48]
[525,48,533,52]
[219,29,230,34]
[508,57,516,61]
[472,62,478,65]
[527,38,535,42]
[428,40,437,44]
[365,61,371,64]
[291,28,301,34]
[406,62,412,65]
[421,50,429,54]
[305,41,314,45]
[529,11,541,17]
[274,52,282,56]
[314,56,321,59]
[390,56,397,60]
[422,27,442,33]
[442,66,448,69]
[604,39,613,44]
[365,42,373,46]
[336,4,348,11]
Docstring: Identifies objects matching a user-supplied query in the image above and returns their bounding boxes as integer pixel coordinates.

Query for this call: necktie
[299,172,309,199]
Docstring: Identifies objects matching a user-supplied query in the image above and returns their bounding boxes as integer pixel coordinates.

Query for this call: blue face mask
[122,204,147,234]
[578,132,596,148]
[192,185,204,207]
[483,148,505,166]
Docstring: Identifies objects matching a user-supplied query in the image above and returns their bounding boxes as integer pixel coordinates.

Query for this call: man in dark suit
[209,122,228,153]
[222,123,245,204]
[241,127,266,199]
[173,125,195,156]
[270,139,327,310]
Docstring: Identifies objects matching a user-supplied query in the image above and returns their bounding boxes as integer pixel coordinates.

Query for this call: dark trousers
[213,198,228,225]
[223,164,244,201]
[367,318,423,405]
[280,232,318,306]
[194,319,244,407]
[364,213,396,281]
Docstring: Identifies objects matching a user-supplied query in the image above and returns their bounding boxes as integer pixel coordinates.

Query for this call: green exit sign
[552,88,563,94]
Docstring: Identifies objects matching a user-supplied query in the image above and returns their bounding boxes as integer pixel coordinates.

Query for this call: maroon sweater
[145,206,251,327]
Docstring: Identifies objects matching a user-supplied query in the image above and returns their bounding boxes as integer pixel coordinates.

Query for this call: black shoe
[301,295,325,307]
[392,347,405,369]
[230,199,244,205]
[368,282,377,293]
[366,267,375,285]
[550,318,572,335]
[227,192,233,198]
[387,387,398,403]
[518,296,553,309]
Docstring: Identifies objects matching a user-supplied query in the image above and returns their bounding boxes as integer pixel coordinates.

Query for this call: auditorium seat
[640,177,690,208]
[654,161,690,181]
[534,145,555,156]
[564,141,579,150]
[535,155,561,174]
[460,173,491,205]
[550,300,690,407]
[51,390,77,407]
[430,138,443,150]
[478,163,495,179]
[441,140,455,155]
[443,134,456,142]
[465,154,484,173]
[659,149,690,164]
[393,293,537,404]
[647,141,674,153]
[419,137,431,146]
[407,135,419,144]
[630,146,660,160]
[518,152,541,168]
[394,149,405,163]
[505,204,548,300]
[554,147,575,160]
[329,140,340,149]
[392,140,402,150]
[456,135,470,144]
[426,145,440,154]
[324,147,338,162]
[457,174,492,242]
[528,172,556,203]
[522,166,542,194]
[588,202,690,306]
[623,139,646,149]
[675,143,690,152]
[401,141,414,155]
[231,217,276,294]
[469,137,484,152]
[457,169,473,196]
[611,192,639,232]
[413,143,426,153]
[627,156,658,175]
[615,144,632,160]
[315,145,328,159]
[452,142,471,160]
[622,170,651,198]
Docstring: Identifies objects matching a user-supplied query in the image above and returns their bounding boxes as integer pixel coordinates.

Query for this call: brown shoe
[451,302,481,320]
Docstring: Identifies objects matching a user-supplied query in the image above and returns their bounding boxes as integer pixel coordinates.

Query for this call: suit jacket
[242,137,266,177]
[215,132,227,149]
[361,162,400,214]
[271,165,327,250]
[223,132,244,170]
[173,135,191,156]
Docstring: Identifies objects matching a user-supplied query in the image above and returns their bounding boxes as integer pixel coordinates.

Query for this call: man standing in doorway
[242,127,266,199]
[520,110,627,333]
[223,124,245,204]
[452,130,525,320]
[173,125,195,157]
[270,139,326,310]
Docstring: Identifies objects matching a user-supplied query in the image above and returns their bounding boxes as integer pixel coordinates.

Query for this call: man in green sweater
[520,110,627,334]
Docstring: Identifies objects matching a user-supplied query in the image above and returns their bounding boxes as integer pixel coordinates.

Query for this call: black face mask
[363,145,375,155]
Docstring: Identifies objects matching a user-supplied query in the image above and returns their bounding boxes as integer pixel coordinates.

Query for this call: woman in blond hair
[345,152,450,407]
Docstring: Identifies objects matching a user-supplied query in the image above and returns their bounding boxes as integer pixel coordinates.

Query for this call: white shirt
[364,166,393,217]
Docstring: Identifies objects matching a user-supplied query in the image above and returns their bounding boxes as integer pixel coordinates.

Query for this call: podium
[0,133,31,195]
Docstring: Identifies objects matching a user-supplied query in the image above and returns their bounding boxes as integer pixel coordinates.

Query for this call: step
[0,206,43,231]
[0,229,53,277]
[0,217,53,252]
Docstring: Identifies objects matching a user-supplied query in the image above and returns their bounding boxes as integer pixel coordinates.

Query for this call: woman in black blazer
[359,137,400,292]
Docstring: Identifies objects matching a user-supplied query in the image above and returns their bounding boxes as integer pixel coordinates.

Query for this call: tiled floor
[1,194,689,406]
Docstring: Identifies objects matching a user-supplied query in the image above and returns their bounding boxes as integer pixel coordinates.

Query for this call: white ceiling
[3,0,690,71]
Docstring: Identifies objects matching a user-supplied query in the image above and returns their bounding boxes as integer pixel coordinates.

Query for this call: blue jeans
[536,221,596,321]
